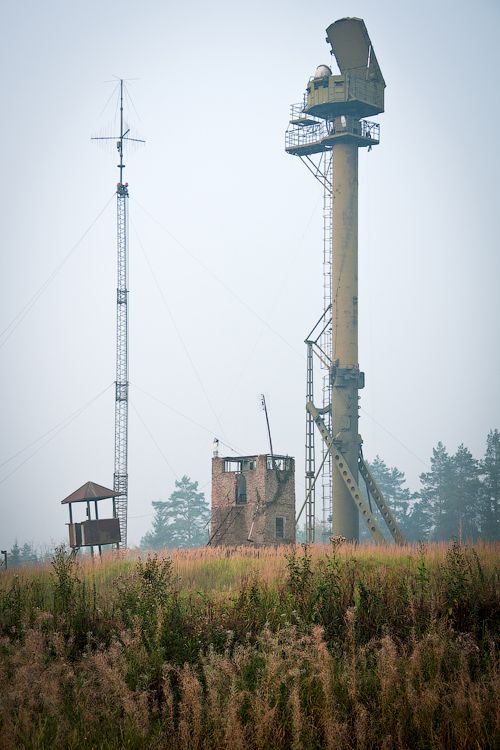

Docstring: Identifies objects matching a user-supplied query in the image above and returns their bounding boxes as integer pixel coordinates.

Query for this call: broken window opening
[224,458,256,473]
[236,473,247,504]
[275,517,285,539]
[266,457,292,471]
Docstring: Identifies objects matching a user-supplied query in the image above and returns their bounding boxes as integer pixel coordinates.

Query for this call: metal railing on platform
[286,115,380,154]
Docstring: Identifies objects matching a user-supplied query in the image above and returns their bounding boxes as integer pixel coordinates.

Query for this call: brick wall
[210,455,296,546]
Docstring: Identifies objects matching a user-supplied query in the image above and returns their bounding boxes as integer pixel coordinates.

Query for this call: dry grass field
[0,541,498,749]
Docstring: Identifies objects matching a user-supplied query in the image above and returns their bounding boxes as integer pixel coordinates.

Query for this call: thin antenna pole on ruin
[91,79,145,549]
[261,394,277,473]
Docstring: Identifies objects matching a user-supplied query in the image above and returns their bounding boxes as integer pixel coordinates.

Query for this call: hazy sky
[1,0,499,549]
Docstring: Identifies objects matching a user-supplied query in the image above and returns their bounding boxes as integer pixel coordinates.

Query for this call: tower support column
[331,141,361,540]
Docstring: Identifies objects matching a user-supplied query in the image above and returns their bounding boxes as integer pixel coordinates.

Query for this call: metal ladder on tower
[320,151,333,540]
[305,342,315,542]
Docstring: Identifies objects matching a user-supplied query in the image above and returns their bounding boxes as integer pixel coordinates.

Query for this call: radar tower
[287,18,405,544]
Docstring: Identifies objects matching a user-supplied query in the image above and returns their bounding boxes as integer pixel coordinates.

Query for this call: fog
[1,0,499,549]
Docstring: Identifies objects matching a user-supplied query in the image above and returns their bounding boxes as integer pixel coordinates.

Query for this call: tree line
[3,541,51,568]
[365,428,499,542]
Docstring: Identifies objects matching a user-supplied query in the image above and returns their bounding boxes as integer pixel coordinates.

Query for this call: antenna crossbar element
[91,81,145,184]
[306,401,386,544]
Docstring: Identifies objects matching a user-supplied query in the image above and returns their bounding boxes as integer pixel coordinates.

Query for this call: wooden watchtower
[61,481,121,556]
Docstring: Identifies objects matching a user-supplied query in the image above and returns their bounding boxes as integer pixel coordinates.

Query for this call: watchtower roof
[61,481,119,505]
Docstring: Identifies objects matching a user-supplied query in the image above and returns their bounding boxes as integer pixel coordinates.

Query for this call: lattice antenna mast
[92,79,145,549]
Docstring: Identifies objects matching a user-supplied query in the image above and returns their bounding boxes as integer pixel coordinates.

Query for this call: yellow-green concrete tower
[287,18,392,543]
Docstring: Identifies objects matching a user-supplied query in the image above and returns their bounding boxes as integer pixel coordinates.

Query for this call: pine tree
[452,444,480,540]
[418,442,455,540]
[9,541,21,567]
[368,456,412,531]
[141,476,209,549]
[406,497,433,541]
[19,541,38,566]
[418,442,480,541]
[479,429,500,539]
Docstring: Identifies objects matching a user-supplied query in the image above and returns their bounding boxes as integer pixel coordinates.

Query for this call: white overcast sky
[1,0,499,549]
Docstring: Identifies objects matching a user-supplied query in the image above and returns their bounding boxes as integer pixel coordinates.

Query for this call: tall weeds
[0,541,498,749]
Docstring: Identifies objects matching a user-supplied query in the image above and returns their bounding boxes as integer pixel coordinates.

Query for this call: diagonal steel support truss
[305,401,406,545]
[113,184,129,549]
[358,457,406,545]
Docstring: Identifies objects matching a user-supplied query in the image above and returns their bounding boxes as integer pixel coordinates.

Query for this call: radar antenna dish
[326,17,385,86]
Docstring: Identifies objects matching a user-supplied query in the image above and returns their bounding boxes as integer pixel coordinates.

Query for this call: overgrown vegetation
[0,541,498,749]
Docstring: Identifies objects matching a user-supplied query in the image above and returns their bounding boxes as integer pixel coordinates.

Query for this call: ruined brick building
[210,453,296,545]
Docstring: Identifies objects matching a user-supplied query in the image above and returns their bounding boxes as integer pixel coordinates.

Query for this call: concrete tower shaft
[332,142,358,368]
[331,141,360,539]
